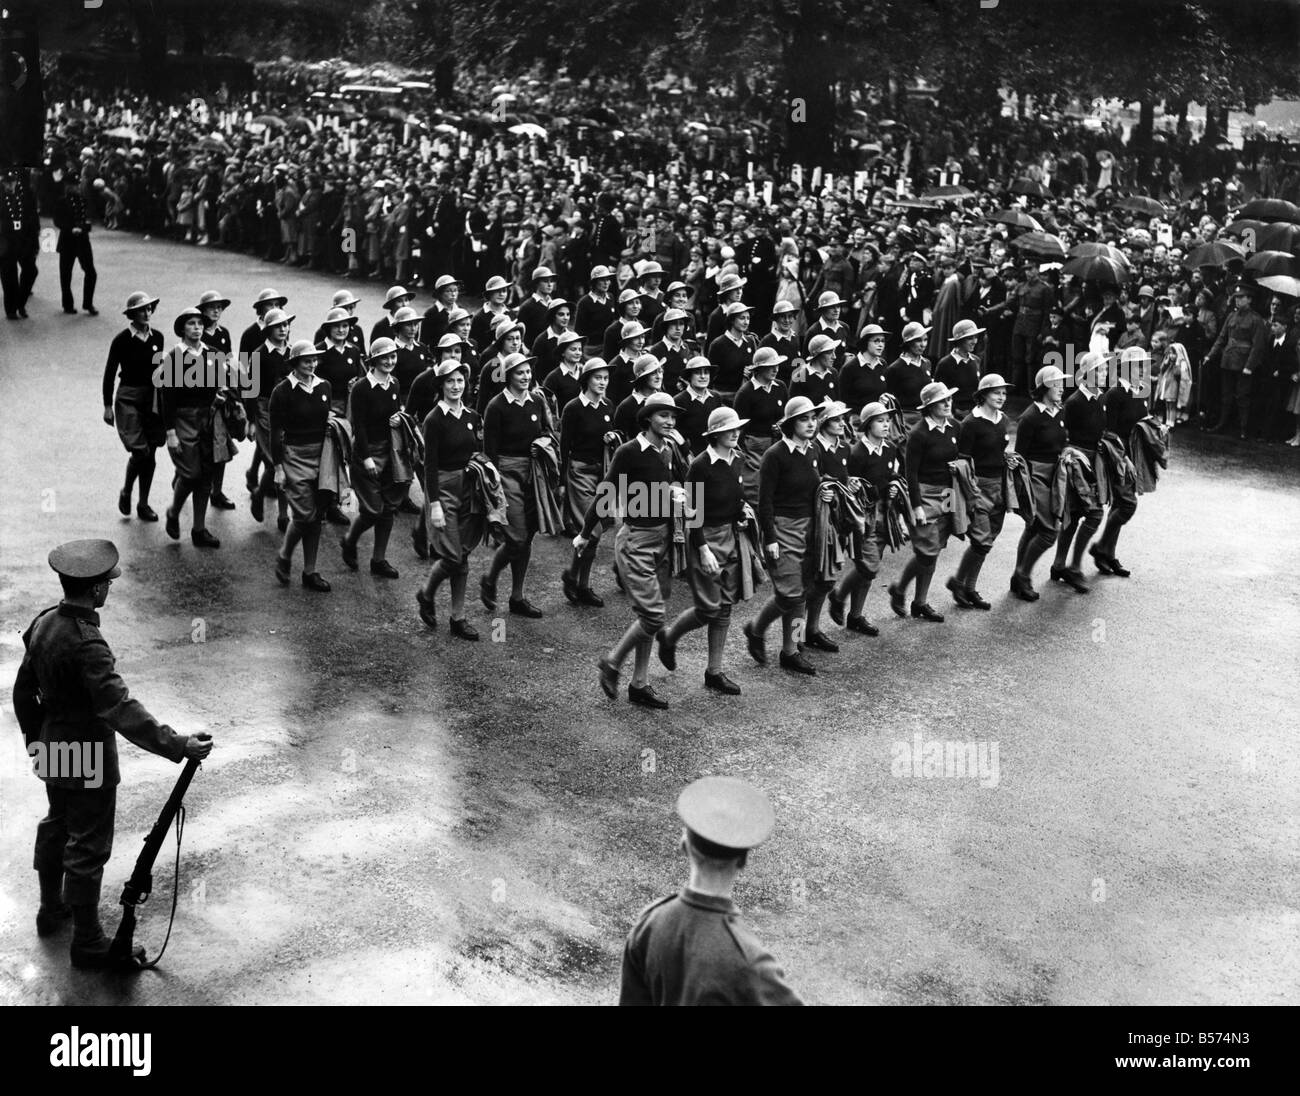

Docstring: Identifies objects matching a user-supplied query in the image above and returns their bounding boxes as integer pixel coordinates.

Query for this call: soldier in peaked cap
[12,540,213,970]
[619,777,802,1005]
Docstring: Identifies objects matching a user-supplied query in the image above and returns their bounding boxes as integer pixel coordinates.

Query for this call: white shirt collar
[687,387,712,403]
[532,292,550,304]
[924,415,950,431]
[863,436,886,455]
[725,329,745,346]
[706,444,732,464]
[579,391,603,408]
[781,436,809,454]
[368,369,394,389]
[287,372,322,391]
[1034,400,1060,417]
[751,378,775,392]
[971,405,1003,423]
[636,432,665,452]
[503,387,534,406]
[858,352,882,367]
[437,399,465,417]
[129,326,152,341]
[817,434,840,452]
[265,339,287,354]
[1078,385,1100,401]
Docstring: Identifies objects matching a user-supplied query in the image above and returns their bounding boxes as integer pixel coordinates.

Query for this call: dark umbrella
[1235,198,1300,225]
[1113,194,1167,218]
[1243,250,1298,278]
[1222,218,1267,242]
[1068,242,1130,264]
[1255,222,1300,256]
[885,197,942,211]
[989,208,1043,232]
[923,184,976,201]
[1061,255,1129,284]
[1009,178,1050,198]
[1183,239,1245,268]
[1009,231,1066,259]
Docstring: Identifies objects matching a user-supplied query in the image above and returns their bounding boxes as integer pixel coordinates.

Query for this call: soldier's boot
[70,901,147,971]
[36,867,71,936]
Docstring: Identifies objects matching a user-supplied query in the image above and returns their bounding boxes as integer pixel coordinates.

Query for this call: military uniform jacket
[12,604,188,789]
[619,887,803,1006]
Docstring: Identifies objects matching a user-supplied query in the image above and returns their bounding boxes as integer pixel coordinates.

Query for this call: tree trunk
[131,1,167,96]
[434,56,455,100]
[1203,100,1222,145]
[783,21,836,169]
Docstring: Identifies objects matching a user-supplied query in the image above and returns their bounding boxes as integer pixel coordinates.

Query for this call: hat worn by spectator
[919,381,959,409]
[123,290,159,315]
[173,307,203,337]
[289,339,322,361]
[49,539,121,582]
[196,290,231,310]
[807,333,841,357]
[1137,285,1155,299]
[330,289,362,309]
[901,321,930,343]
[484,275,511,294]
[531,266,557,282]
[383,285,414,310]
[950,318,986,341]
[620,321,650,344]
[368,337,398,360]
[254,287,288,308]
[636,391,677,424]
[704,407,749,436]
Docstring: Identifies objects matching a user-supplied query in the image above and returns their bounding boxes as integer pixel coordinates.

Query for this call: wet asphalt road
[0,233,1297,1006]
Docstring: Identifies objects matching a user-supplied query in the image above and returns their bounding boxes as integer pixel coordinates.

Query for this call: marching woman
[885,321,934,432]
[476,317,525,415]
[244,306,295,530]
[758,299,803,386]
[312,289,365,351]
[574,265,616,340]
[560,357,618,604]
[804,400,854,652]
[268,340,333,592]
[370,284,415,346]
[656,406,753,696]
[1092,346,1150,576]
[732,346,788,505]
[888,381,961,623]
[608,322,650,408]
[1009,365,1068,601]
[416,356,485,640]
[447,307,478,378]
[934,319,985,420]
[1050,352,1108,593]
[197,290,237,510]
[648,307,694,393]
[614,354,665,440]
[560,358,619,605]
[946,373,1014,609]
[673,356,725,455]
[580,392,683,709]
[838,324,890,412]
[102,290,165,522]
[829,402,902,636]
[531,298,572,382]
[470,275,514,349]
[315,305,366,525]
[707,300,757,400]
[601,287,645,362]
[341,337,408,579]
[789,333,841,407]
[743,396,824,677]
[159,307,233,549]
[481,352,550,618]
[407,334,467,559]
[390,306,431,402]
[237,288,288,498]
[541,330,584,416]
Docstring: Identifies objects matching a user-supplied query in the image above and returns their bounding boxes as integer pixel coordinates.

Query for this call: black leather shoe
[704,670,741,695]
[508,597,543,618]
[910,601,944,622]
[36,904,71,936]
[370,559,399,579]
[135,503,158,522]
[779,650,817,675]
[63,306,77,315]
[479,575,497,610]
[1060,567,1090,593]
[846,615,879,636]
[656,629,677,671]
[250,491,264,522]
[302,572,331,592]
[1049,564,1068,583]
[275,555,291,585]
[946,576,974,608]
[416,589,437,628]
[1088,545,1116,574]
[1107,558,1131,578]
[743,621,767,665]
[245,468,258,493]
[71,938,146,971]
[117,489,130,516]
[597,657,620,699]
[325,505,349,526]
[450,617,479,641]
[827,590,847,626]
[209,492,236,511]
[965,588,991,610]
[341,541,358,570]
[84,306,98,316]
[1009,573,1040,602]
[561,568,579,605]
[805,631,839,653]
[191,528,220,549]
[888,582,907,617]
[412,527,428,559]
[576,586,604,608]
[628,683,668,709]
[164,507,180,540]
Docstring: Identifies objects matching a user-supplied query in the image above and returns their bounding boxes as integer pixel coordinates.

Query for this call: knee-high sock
[487,544,509,584]
[1053,518,1078,569]
[630,634,653,687]
[123,453,139,494]
[850,569,876,616]
[666,606,704,645]
[1070,514,1101,570]
[449,570,468,619]
[301,522,321,573]
[1021,528,1054,581]
[423,559,447,601]
[171,479,193,521]
[806,586,828,636]
[1014,523,1036,574]
[897,554,921,595]
[372,513,394,561]
[191,487,210,531]
[706,609,731,674]
[345,511,375,549]
[754,596,782,636]
[509,540,532,600]
[137,451,156,504]
[914,557,936,605]
[780,612,799,655]
[280,520,304,563]
[608,619,645,670]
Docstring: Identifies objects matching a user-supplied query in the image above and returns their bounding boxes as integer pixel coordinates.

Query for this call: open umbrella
[885,197,942,211]
[923,184,975,200]
[195,134,230,152]
[1255,222,1300,256]
[1009,178,1050,198]
[252,114,286,129]
[1183,239,1245,268]
[682,121,708,133]
[1255,274,1300,298]
[1009,231,1066,259]
[1068,242,1129,264]
[1113,194,1167,218]
[507,122,548,139]
[1061,254,1129,284]
[1222,218,1266,242]
[989,208,1043,232]
[1235,198,1300,224]
[284,115,317,134]
[1244,250,1298,278]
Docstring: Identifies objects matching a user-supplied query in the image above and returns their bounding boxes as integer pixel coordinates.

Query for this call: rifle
[108,755,203,970]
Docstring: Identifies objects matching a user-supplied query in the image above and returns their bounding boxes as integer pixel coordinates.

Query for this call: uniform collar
[636,432,665,452]
[686,387,712,403]
[924,415,951,431]
[502,387,534,406]
[57,602,100,625]
[679,887,738,915]
[781,435,809,454]
[129,326,152,341]
[857,352,882,367]
[751,377,775,392]
[863,436,886,455]
[725,329,746,346]
[264,339,287,354]
[817,433,840,452]
[706,444,733,464]
[287,372,322,391]
[971,405,1003,423]
[578,391,603,408]
[1035,400,1060,417]
[437,399,465,417]
[367,369,395,389]
[558,361,581,378]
